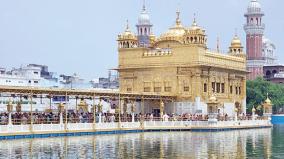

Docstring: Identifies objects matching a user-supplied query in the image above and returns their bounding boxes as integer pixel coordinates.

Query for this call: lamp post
[234,108,238,121]
[252,107,256,121]
[7,100,13,125]
[98,99,102,123]
[160,99,164,121]
[131,100,136,123]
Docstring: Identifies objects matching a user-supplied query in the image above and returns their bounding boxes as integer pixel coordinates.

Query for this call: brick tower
[244,0,265,80]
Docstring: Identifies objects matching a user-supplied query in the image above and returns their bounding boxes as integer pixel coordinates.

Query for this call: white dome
[247,0,261,13]
[138,10,150,25]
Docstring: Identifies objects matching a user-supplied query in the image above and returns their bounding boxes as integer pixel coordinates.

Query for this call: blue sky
[0,0,283,79]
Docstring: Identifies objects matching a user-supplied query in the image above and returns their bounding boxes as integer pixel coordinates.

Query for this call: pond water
[0,125,283,159]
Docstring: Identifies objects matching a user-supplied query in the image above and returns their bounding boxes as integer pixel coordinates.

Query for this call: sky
[0,0,283,80]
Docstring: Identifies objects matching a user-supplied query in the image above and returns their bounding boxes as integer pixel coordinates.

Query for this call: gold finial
[217,37,220,53]
[125,19,130,32]
[175,9,181,26]
[234,28,238,37]
[192,13,197,26]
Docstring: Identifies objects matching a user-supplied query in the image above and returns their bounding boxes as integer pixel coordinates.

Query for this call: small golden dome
[118,20,137,41]
[58,103,64,107]
[234,108,239,112]
[189,15,202,31]
[79,100,87,106]
[265,97,272,105]
[252,107,256,112]
[231,35,242,47]
[7,100,13,106]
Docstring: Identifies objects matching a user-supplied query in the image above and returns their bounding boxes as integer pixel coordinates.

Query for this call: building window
[235,87,238,95]
[164,81,172,92]
[34,72,39,75]
[221,83,225,93]
[143,82,151,92]
[127,88,132,92]
[239,87,241,95]
[203,83,207,92]
[230,86,233,94]
[164,87,172,92]
[184,86,189,92]
[144,87,151,92]
[154,82,162,92]
[34,81,39,83]
[212,82,216,93]
[216,83,220,93]
[154,87,161,92]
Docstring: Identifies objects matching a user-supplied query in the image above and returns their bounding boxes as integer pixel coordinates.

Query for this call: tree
[246,77,284,114]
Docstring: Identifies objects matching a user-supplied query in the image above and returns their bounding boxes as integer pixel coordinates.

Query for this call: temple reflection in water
[0,128,274,158]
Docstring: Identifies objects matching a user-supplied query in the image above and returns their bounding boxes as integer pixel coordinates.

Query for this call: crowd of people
[0,111,254,125]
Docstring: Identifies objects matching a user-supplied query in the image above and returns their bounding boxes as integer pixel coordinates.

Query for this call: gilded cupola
[157,10,186,43]
[117,20,138,49]
[229,34,245,58]
[183,15,207,47]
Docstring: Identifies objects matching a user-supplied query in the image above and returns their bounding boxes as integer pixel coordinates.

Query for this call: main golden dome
[158,11,185,41]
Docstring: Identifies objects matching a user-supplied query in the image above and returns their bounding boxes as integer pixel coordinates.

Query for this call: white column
[99,113,102,123]
[132,113,135,123]
[8,112,12,125]
[60,112,63,125]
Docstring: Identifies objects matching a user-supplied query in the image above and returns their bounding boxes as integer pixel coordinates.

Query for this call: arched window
[272,70,277,74]
[144,28,147,35]
[190,37,193,43]
[266,70,271,77]
[256,18,259,25]
[140,28,143,35]
[238,49,241,53]
[126,42,129,48]
[194,37,197,43]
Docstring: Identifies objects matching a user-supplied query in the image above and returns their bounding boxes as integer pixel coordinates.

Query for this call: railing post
[93,93,96,130]
[29,93,33,132]
[98,98,102,123]
[118,93,121,129]
[141,96,145,129]
[8,112,12,126]
[64,92,68,132]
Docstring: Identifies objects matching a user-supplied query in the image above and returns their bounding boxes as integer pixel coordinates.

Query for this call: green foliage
[246,77,284,113]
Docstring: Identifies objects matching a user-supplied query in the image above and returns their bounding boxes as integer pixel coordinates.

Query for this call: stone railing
[0,119,272,135]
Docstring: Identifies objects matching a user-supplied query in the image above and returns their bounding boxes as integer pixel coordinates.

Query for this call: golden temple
[117,7,247,116]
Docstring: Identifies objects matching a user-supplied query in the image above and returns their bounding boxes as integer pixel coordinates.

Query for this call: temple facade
[117,4,247,117]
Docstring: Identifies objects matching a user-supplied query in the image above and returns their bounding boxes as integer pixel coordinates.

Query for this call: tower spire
[234,28,238,37]
[217,37,220,53]
[175,9,181,26]
[192,13,197,26]
[142,0,146,11]
[125,19,130,32]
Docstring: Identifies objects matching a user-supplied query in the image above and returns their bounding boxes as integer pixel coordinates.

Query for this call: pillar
[93,94,96,130]
[30,94,33,132]
[98,99,102,123]
[160,98,164,121]
[252,107,256,121]
[234,108,238,121]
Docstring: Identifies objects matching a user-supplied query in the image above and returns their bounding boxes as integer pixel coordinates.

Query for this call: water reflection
[0,126,283,159]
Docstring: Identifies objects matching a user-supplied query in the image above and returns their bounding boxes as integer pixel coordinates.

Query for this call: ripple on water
[0,125,283,158]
